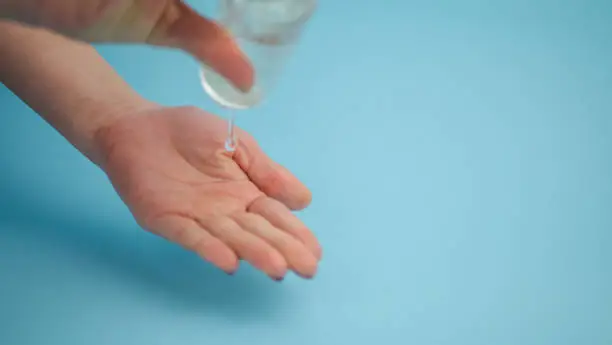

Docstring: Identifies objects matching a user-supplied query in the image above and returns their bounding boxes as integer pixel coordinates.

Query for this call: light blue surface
[1,1,611,344]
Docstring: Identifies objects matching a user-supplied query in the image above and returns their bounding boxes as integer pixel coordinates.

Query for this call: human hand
[94,105,322,280]
[0,0,252,91]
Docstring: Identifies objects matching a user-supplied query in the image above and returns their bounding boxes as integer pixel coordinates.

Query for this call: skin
[0,2,321,281]
[0,0,254,91]
[98,107,321,279]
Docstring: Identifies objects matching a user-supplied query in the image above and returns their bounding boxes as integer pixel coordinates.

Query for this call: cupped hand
[94,105,321,280]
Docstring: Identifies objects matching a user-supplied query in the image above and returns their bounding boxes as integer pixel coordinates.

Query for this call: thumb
[80,0,254,92]
[145,1,254,92]
[234,136,313,211]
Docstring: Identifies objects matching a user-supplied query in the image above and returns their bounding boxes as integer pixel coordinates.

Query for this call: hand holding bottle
[0,0,253,91]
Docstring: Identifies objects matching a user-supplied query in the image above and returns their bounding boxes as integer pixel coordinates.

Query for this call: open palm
[95,105,321,280]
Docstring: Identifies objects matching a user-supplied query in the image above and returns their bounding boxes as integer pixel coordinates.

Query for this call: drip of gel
[200,65,262,153]
[225,109,238,152]
[198,0,316,153]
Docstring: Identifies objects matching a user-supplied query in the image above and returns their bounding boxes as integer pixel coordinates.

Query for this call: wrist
[0,21,159,167]
[77,96,159,166]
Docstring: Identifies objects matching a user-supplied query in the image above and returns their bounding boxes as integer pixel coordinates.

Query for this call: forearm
[0,20,152,164]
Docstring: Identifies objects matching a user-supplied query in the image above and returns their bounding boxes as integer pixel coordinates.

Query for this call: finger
[248,196,322,260]
[234,139,312,211]
[200,216,288,280]
[232,213,318,279]
[145,215,239,273]
[146,1,254,92]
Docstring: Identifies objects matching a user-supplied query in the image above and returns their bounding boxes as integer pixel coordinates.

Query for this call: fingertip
[149,2,254,92]
[248,196,322,262]
[203,216,289,279]
[267,250,290,279]
[225,261,240,276]
[286,187,312,211]
[145,215,242,274]
[212,49,255,93]
[265,165,313,211]
[312,242,323,261]
[294,251,319,279]
[224,42,255,92]
[194,239,240,273]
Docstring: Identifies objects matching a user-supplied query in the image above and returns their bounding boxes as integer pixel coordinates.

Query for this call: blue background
[1,0,611,344]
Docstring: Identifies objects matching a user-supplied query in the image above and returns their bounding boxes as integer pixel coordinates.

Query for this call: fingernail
[272,276,284,282]
[297,273,315,280]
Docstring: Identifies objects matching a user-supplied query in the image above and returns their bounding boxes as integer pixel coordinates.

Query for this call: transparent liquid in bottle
[199,0,315,150]
[200,36,293,110]
[200,36,293,151]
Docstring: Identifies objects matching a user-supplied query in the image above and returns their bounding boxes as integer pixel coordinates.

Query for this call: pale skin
[0,0,321,281]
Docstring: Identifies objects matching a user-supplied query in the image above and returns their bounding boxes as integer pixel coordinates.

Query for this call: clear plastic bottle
[199,0,317,151]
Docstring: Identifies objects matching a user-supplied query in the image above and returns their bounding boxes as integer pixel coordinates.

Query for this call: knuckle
[145,0,184,43]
